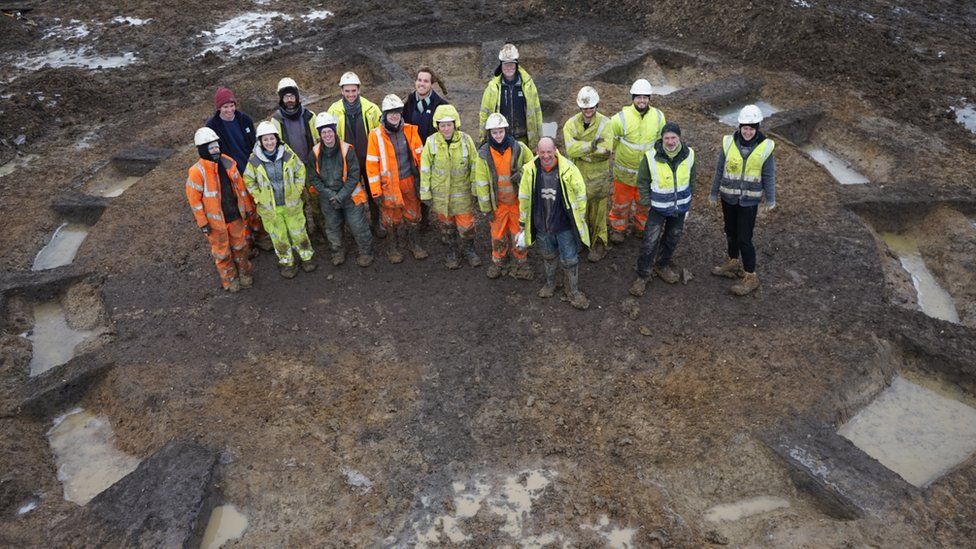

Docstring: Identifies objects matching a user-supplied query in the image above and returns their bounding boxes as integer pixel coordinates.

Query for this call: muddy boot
[609,230,626,244]
[711,257,744,279]
[256,234,274,251]
[486,262,504,279]
[512,260,535,281]
[238,273,253,289]
[587,240,607,262]
[301,258,317,273]
[280,264,298,279]
[461,238,481,267]
[356,253,374,267]
[225,280,241,293]
[629,276,648,297]
[731,271,760,296]
[538,259,558,298]
[564,265,590,310]
[442,232,461,270]
[331,248,346,266]
[653,264,680,284]
[387,226,405,264]
[407,225,428,260]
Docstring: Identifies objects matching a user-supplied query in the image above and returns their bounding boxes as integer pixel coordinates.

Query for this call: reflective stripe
[368,175,380,183]
[366,154,380,162]
[742,189,763,198]
[475,180,490,187]
[192,204,203,211]
[413,147,423,155]
[719,186,742,195]
[518,192,531,200]
[206,213,222,220]
[619,138,653,151]
[450,192,469,198]
[617,111,628,136]
[616,165,638,174]
[186,180,204,191]
[204,190,218,198]
[420,166,431,173]
[651,197,691,209]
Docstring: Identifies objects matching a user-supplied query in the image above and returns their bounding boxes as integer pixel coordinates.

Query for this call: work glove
[708,194,718,205]
[514,230,526,250]
[763,202,777,213]
[200,224,211,234]
[591,135,603,151]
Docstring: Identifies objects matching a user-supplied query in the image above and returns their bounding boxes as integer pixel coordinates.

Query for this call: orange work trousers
[489,203,527,264]
[206,218,251,288]
[379,176,421,228]
[609,180,647,235]
[435,211,475,238]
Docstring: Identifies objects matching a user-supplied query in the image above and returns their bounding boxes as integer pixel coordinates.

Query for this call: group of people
[185,43,776,309]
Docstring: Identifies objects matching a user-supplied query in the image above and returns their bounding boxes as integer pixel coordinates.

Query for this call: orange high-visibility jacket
[185,154,253,229]
[365,124,423,208]
[310,141,367,205]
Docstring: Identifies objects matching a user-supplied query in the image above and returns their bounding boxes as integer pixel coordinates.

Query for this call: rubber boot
[609,230,626,244]
[239,272,253,289]
[407,225,428,260]
[331,248,346,266]
[356,253,374,267]
[538,259,558,298]
[564,264,590,310]
[387,226,405,264]
[512,260,535,280]
[629,276,648,297]
[587,240,607,262]
[653,264,680,284]
[280,264,298,279]
[731,271,760,296]
[443,233,461,270]
[225,279,241,293]
[711,257,744,279]
[461,237,481,267]
[301,258,317,272]
[486,262,504,279]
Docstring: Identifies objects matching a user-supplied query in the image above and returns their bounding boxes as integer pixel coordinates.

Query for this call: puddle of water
[879,232,960,323]
[541,121,558,139]
[91,175,141,198]
[200,504,248,549]
[0,154,39,178]
[952,103,976,134]
[16,48,137,71]
[838,375,976,488]
[704,496,790,522]
[28,301,94,377]
[580,514,638,548]
[17,500,38,515]
[47,408,140,505]
[802,146,869,184]
[32,222,90,270]
[716,100,781,127]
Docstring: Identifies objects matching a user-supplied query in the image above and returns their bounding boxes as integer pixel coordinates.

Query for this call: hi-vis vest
[611,105,665,186]
[311,141,366,205]
[645,147,695,215]
[474,141,531,212]
[365,124,423,207]
[719,135,774,202]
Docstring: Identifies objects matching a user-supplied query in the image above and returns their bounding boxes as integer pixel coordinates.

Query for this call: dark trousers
[636,209,685,279]
[721,200,758,273]
[319,197,373,255]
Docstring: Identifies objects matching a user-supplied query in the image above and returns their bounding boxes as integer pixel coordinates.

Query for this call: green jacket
[518,153,590,247]
[242,143,307,219]
[609,104,666,186]
[473,140,533,212]
[419,105,478,216]
[479,66,543,146]
[326,97,381,142]
[563,111,613,193]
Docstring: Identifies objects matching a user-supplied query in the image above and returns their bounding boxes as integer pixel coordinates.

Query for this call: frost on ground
[112,16,152,26]
[199,9,334,57]
[16,48,137,71]
[952,102,976,134]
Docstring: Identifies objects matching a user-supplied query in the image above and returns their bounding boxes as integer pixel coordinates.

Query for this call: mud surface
[2,1,976,547]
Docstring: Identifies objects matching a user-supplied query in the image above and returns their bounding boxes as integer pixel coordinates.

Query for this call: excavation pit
[88,175,142,198]
[32,222,90,271]
[47,408,141,505]
[27,300,95,377]
[838,374,976,488]
[879,231,960,323]
[200,504,248,549]
[802,146,870,185]
[0,154,38,178]
[704,496,790,522]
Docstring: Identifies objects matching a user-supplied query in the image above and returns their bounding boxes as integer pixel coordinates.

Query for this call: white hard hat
[381,94,404,112]
[630,79,654,95]
[435,114,455,124]
[577,86,600,108]
[498,43,519,63]
[277,77,298,94]
[314,112,339,130]
[484,113,509,130]
[255,121,279,139]
[339,71,361,87]
[193,127,220,146]
[738,104,764,125]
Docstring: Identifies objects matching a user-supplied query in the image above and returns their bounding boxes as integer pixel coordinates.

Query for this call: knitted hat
[214,87,236,109]
[661,122,681,137]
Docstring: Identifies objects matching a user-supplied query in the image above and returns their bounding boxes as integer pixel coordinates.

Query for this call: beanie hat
[214,87,236,110]
[320,123,338,136]
[661,122,681,137]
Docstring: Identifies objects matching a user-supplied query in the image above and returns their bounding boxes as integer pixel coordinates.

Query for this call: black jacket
[205,110,256,172]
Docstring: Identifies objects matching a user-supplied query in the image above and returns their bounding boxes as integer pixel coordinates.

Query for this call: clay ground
[1,1,976,547]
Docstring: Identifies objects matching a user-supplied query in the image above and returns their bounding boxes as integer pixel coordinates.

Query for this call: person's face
[490,128,507,143]
[342,85,359,103]
[281,93,297,108]
[218,102,236,121]
[207,141,220,156]
[320,128,336,147]
[261,134,278,152]
[581,106,596,120]
[662,132,680,151]
[632,95,650,110]
[438,121,455,140]
[415,72,432,96]
[386,111,402,126]
[538,139,556,168]
[501,62,517,80]
[740,125,757,140]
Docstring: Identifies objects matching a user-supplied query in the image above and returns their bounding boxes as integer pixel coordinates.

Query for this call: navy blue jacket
[205,110,257,173]
[402,90,449,143]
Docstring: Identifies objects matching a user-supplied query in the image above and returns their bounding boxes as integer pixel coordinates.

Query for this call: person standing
[479,43,543,147]
[517,137,590,310]
[709,104,776,296]
[473,113,534,280]
[563,86,613,262]
[403,67,450,143]
[185,127,253,292]
[270,77,321,237]
[629,122,695,297]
